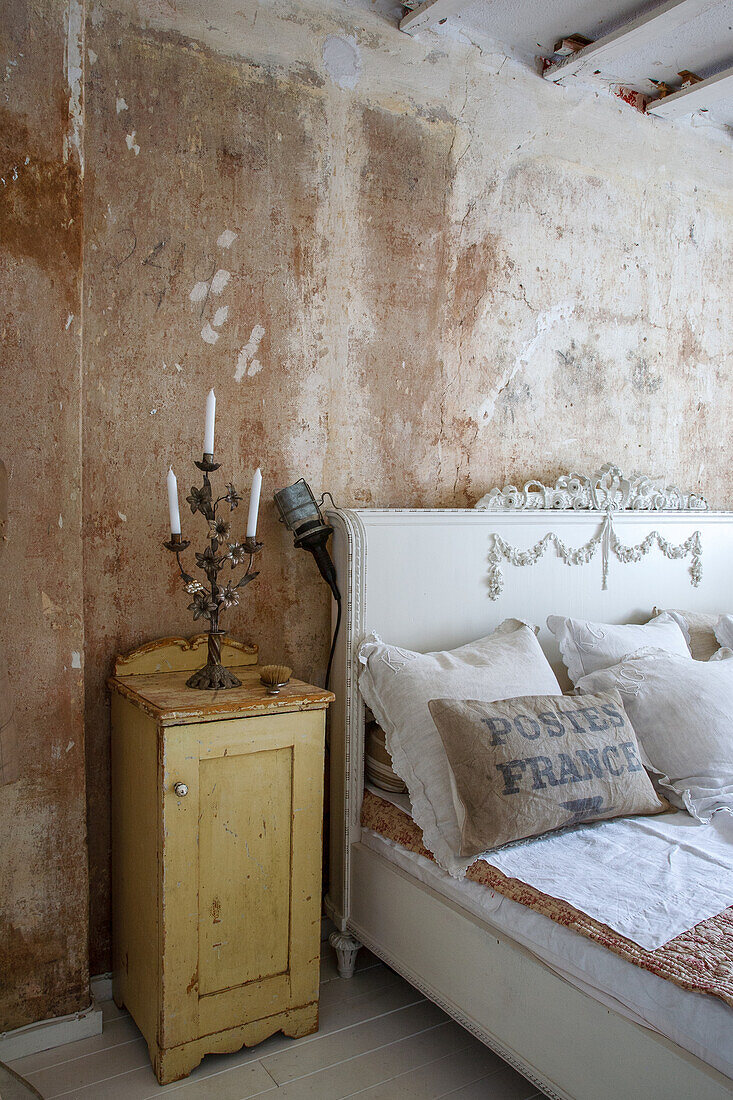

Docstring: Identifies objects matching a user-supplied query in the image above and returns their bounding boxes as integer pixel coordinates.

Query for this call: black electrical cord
[319,490,342,694]
[325,594,342,693]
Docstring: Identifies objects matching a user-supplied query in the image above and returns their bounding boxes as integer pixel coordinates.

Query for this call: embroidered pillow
[358,621,561,877]
[714,614,733,651]
[655,607,721,661]
[577,649,733,822]
[427,692,666,857]
[547,612,691,685]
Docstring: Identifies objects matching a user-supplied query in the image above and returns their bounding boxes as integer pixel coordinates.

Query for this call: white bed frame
[324,490,733,1100]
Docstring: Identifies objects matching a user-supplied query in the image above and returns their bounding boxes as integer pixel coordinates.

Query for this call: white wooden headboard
[324,501,733,929]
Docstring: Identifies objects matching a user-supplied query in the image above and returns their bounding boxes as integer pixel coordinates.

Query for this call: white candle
[246,466,262,538]
[204,388,216,455]
[167,466,181,536]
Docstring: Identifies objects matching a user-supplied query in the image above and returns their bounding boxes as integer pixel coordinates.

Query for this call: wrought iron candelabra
[164,453,262,689]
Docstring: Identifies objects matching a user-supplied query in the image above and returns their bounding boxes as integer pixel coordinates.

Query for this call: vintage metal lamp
[273,479,339,602]
[273,478,341,688]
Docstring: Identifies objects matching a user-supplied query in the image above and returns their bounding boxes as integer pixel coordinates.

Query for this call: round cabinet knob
[173,782,188,798]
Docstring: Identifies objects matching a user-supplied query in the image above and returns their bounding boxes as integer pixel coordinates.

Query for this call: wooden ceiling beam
[647,63,733,116]
[399,0,470,36]
[543,0,721,84]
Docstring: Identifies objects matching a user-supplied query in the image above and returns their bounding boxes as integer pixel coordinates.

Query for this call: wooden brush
[260,664,292,694]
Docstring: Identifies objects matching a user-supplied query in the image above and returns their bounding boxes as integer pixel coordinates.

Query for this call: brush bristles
[260,664,292,686]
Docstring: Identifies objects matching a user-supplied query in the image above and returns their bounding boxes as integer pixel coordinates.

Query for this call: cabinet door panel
[199,746,292,996]
[162,710,325,1043]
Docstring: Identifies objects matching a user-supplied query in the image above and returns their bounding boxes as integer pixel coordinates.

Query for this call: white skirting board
[0,1002,102,1062]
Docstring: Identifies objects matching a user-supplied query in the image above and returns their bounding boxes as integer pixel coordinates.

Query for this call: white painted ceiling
[452,1,670,61]
[420,0,733,132]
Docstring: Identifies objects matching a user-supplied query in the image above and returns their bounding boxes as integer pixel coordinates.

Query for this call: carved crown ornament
[475,464,709,513]
[473,465,707,599]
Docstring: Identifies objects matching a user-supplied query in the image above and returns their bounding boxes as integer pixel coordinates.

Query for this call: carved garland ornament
[475,465,706,600]
[475,464,709,513]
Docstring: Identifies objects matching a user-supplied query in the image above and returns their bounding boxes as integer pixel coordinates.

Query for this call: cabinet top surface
[109,669,334,725]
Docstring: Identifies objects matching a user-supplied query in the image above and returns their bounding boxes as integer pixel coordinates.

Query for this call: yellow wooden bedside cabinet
[109,634,334,1085]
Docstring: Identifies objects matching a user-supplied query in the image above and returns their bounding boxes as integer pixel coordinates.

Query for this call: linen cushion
[358,621,561,877]
[428,691,666,857]
[655,607,721,661]
[577,649,733,822]
[547,611,691,685]
[365,722,407,794]
[714,614,733,651]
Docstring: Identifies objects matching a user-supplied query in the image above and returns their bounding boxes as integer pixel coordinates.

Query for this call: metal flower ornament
[164,390,263,690]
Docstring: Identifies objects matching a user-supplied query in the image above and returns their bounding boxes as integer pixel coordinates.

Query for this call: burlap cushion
[428,690,666,857]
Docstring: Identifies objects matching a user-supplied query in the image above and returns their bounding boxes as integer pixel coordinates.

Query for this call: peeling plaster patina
[235,324,266,381]
[1,0,90,1032]
[322,35,361,90]
[64,0,84,167]
[210,268,230,294]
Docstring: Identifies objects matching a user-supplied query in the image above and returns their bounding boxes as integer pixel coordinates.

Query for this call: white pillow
[358,621,561,877]
[576,648,733,822]
[715,615,733,650]
[657,607,721,662]
[547,612,691,685]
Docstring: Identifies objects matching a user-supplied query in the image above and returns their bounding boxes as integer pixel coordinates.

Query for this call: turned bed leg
[329,931,363,978]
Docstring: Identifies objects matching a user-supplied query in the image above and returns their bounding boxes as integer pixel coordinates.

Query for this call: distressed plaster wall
[0,0,90,1029]
[2,0,732,999]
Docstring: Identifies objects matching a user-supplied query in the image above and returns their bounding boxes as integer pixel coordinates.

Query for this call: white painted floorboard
[9,951,542,1100]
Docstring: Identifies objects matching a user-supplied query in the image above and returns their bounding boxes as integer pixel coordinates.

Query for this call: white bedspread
[367,785,733,950]
[484,808,733,949]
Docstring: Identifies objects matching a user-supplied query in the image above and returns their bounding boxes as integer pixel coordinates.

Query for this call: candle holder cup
[164,455,262,690]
